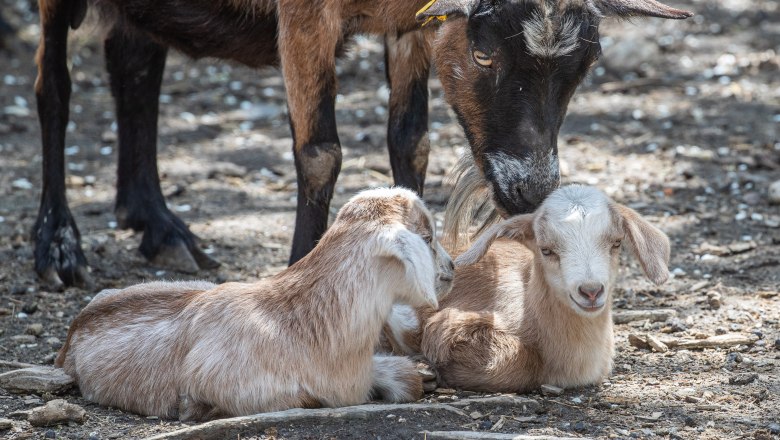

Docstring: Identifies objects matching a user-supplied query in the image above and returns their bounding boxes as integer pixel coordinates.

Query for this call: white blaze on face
[535,186,615,313]
[522,7,581,58]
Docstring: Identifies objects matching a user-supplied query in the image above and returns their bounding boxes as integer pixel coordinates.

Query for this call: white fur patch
[486,149,560,198]
[386,305,420,354]
[522,11,580,58]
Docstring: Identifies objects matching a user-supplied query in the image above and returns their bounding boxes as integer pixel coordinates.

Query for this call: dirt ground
[1,0,779,438]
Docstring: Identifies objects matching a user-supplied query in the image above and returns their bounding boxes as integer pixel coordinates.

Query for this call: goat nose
[578,283,604,301]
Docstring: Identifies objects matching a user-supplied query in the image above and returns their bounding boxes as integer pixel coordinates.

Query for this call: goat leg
[32,0,91,291]
[105,27,218,273]
[278,3,343,264]
[371,354,425,403]
[384,30,432,195]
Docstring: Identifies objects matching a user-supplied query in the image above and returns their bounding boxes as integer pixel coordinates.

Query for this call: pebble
[12,334,37,344]
[44,429,56,438]
[27,399,87,427]
[541,384,564,396]
[46,337,62,348]
[22,303,38,314]
[25,323,44,336]
[729,372,758,385]
[768,180,780,205]
[0,418,13,429]
[706,291,722,309]
[774,339,780,350]
[769,423,780,435]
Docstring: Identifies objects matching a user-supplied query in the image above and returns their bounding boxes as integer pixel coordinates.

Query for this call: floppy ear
[455,214,534,267]
[415,0,482,23]
[378,227,438,308]
[592,0,693,19]
[615,204,671,285]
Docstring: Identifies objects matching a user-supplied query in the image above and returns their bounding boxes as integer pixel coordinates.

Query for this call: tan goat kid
[385,185,670,392]
[56,188,453,421]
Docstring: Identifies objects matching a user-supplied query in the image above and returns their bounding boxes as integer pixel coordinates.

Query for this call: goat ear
[593,0,693,19]
[380,228,439,308]
[615,204,671,285]
[455,214,534,267]
[415,0,482,23]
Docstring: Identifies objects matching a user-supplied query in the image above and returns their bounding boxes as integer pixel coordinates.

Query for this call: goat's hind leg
[105,27,219,273]
[32,0,91,290]
[371,354,434,402]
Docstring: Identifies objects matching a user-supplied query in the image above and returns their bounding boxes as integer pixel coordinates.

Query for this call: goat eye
[540,248,554,256]
[472,50,493,67]
[612,240,622,249]
[421,235,433,244]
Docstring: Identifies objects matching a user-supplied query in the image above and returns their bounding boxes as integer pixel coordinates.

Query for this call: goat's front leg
[105,27,219,273]
[371,354,435,402]
[384,30,432,194]
[32,0,90,290]
[278,2,343,264]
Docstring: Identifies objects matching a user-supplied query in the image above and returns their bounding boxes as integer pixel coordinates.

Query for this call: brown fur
[386,186,671,393]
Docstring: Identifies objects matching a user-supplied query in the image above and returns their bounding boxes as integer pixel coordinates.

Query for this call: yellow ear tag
[416,0,448,27]
[421,14,448,26]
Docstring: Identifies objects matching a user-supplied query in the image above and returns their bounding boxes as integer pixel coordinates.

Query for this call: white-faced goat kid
[418,185,670,392]
[55,188,454,421]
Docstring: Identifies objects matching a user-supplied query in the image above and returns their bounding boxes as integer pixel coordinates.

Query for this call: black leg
[32,0,90,290]
[105,27,218,273]
[384,30,432,195]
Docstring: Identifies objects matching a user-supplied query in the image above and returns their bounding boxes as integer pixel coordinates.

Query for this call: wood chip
[667,333,759,349]
[629,333,651,349]
[613,309,677,324]
[646,334,669,353]
[540,384,564,396]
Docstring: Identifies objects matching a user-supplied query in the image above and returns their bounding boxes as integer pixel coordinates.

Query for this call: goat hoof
[412,356,439,393]
[152,243,220,274]
[39,265,93,292]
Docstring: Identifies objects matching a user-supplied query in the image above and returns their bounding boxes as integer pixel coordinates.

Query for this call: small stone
[22,303,38,314]
[25,323,44,336]
[46,337,62,348]
[478,420,492,430]
[12,335,37,344]
[28,399,87,427]
[574,421,587,432]
[757,291,778,299]
[541,384,564,396]
[44,429,56,438]
[469,411,483,420]
[0,418,13,430]
[768,180,780,205]
[768,423,780,435]
[706,291,722,309]
[774,339,780,350]
[729,372,758,385]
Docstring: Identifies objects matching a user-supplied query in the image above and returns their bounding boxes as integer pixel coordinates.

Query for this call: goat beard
[443,152,502,251]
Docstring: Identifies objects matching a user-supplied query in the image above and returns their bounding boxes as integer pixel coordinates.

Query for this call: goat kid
[33,0,691,289]
[55,188,454,421]
[385,185,670,392]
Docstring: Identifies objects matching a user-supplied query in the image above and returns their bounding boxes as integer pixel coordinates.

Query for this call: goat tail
[442,152,501,250]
